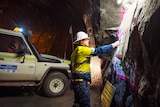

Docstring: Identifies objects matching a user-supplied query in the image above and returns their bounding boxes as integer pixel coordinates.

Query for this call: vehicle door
[0,34,36,81]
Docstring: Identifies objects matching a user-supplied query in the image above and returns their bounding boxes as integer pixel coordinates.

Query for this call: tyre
[43,72,69,97]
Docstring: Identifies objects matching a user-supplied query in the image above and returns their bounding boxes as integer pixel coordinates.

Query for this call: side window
[0,35,8,52]
[0,34,31,54]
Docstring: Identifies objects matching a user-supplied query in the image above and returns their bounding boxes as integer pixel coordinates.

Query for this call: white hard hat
[73,31,89,44]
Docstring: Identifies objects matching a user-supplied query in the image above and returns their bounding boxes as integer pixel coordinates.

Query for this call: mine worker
[71,31,120,107]
[8,39,21,53]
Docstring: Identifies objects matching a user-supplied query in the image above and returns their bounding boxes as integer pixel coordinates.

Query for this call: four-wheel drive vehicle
[0,28,71,97]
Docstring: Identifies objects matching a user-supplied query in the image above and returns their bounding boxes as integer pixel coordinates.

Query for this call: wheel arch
[38,67,70,90]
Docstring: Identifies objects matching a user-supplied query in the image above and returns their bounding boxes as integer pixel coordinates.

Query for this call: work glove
[112,40,120,48]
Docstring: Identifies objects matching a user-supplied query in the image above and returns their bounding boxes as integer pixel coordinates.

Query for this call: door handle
[0,58,4,60]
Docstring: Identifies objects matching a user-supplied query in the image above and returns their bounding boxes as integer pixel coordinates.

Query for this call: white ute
[0,28,71,97]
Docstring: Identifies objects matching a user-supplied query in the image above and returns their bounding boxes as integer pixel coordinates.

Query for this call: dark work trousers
[72,80,90,107]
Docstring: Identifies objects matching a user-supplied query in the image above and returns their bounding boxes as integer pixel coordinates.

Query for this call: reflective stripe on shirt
[71,46,92,73]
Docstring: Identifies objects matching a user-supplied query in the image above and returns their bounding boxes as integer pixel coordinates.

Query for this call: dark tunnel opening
[137,6,160,107]
[142,7,160,65]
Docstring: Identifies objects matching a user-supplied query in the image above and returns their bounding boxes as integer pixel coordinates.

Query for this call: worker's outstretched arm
[92,40,120,55]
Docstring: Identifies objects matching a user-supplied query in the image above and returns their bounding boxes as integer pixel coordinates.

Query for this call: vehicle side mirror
[16,45,26,55]
[16,46,26,63]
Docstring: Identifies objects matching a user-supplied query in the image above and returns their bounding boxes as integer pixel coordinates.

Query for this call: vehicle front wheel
[43,72,69,97]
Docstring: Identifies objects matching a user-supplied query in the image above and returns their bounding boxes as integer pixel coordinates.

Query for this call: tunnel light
[19,28,23,32]
[113,0,123,5]
[117,0,123,4]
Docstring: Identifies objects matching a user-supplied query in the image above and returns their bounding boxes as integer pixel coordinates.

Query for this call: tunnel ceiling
[0,0,91,58]
[0,0,89,30]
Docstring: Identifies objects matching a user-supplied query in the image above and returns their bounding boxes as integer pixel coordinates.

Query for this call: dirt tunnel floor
[0,86,101,107]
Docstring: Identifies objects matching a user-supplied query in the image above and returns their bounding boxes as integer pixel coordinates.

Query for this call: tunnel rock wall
[98,0,160,107]
[119,0,160,107]
[96,0,122,45]
[135,0,160,106]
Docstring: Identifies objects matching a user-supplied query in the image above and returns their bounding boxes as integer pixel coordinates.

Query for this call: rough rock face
[136,0,160,106]
[93,0,160,107]
[103,0,160,107]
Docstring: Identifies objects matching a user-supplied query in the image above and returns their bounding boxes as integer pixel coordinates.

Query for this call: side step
[0,82,39,87]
